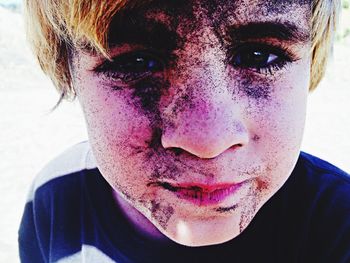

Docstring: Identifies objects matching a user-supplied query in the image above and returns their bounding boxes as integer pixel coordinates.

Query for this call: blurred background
[0,1,349,262]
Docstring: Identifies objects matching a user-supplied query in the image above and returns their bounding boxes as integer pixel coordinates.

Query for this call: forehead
[102,0,310,51]
[139,0,311,23]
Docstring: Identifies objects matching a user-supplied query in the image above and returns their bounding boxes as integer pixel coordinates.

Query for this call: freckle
[253,134,260,141]
[256,179,269,191]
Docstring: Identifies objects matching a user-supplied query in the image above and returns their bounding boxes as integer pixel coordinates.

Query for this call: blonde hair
[311,0,341,91]
[24,0,340,101]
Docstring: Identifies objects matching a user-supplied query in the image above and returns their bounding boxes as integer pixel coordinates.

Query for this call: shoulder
[295,152,350,261]
[19,142,108,262]
[295,152,350,210]
[299,152,349,181]
[297,151,350,189]
[26,141,97,202]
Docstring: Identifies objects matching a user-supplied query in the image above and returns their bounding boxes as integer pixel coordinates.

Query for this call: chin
[153,208,248,247]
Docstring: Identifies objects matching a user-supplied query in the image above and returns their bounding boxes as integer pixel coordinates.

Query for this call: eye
[230,44,294,74]
[113,52,163,73]
[94,51,165,83]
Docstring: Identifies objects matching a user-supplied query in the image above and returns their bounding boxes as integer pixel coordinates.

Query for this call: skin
[71,0,311,246]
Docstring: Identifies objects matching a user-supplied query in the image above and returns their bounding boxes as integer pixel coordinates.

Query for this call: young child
[19,0,350,262]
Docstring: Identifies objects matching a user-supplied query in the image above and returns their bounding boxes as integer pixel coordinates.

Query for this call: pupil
[148,60,156,69]
[246,51,268,66]
[134,56,157,71]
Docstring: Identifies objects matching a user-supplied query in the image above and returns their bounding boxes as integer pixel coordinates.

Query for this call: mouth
[149,181,244,206]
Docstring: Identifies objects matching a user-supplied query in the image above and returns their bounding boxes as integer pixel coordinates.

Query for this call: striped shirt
[19,141,350,262]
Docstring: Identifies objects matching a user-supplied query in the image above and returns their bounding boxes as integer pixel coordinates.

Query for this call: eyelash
[94,51,167,84]
[94,43,298,83]
[228,42,298,75]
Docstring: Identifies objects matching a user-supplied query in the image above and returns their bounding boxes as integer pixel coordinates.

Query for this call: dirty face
[72,0,311,246]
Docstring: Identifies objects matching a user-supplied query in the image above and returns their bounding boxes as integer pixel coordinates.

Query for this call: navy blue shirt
[18,142,350,262]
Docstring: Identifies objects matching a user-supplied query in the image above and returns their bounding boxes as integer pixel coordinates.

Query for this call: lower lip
[169,183,243,206]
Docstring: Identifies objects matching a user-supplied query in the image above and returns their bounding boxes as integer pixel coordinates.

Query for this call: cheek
[248,59,309,143]
[75,76,156,185]
[249,62,309,191]
[82,92,150,148]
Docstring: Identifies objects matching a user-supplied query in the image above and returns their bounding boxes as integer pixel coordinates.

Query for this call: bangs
[24,0,155,99]
[310,0,340,90]
[42,0,154,57]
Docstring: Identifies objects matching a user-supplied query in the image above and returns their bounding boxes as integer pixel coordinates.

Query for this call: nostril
[161,120,249,159]
[229,143,244,151]
[164,142,245,159]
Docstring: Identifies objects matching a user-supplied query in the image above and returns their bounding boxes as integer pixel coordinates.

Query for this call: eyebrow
[227,21,310,43]
[107,18,309,49]
[106,13,179,51]
[93,13,310,56]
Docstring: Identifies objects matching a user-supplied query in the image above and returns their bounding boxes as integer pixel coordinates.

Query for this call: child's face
[72,0,311,246]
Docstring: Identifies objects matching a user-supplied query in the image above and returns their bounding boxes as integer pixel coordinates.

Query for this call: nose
[161,106,249,159]
[161,60,249,159]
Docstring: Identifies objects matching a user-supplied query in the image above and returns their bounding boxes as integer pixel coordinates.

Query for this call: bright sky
[0,0,21,7]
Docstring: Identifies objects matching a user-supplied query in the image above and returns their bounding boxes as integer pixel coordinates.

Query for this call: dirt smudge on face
[150,200,175,230]
[256,178,269,192]
[215,204,239,213]
[145,126,163,151]
[149,160,183,180]
[239,79,272,100]
[258,0,311,15]
[239,185,258,233]
[131,78,169,115]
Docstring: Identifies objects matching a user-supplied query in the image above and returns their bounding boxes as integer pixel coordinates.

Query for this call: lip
[152,181,244,206]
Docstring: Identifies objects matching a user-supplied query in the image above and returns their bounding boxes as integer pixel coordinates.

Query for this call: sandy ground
[0,7,349,262]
